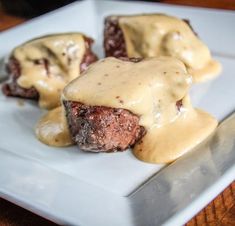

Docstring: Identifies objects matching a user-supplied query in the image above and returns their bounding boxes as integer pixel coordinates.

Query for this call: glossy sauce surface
[13,33,86,109]
[118,14,221,82]
[62,57,217,163]
[35,106,73,147]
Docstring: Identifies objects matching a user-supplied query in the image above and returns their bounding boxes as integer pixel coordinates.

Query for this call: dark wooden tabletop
[0,1,234,225]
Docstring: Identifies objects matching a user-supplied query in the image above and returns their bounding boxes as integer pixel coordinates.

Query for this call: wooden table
[0,1,234,225]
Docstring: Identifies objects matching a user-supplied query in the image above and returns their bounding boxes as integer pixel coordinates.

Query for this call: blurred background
[1,0,235,32]
[1,0,235,18]
[0,0,234,31]
[0,0,77,18]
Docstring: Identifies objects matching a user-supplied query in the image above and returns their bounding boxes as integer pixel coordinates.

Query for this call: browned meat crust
[80,37,98,72]
[63,57,183,153]
[104,16,127,58]
[2,57,39,99]
[2,36,98,100]
[103,16,196,58]
[63,101,146,152]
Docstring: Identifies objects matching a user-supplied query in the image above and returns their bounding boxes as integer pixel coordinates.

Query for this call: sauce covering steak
[36,57,217,163]
[2,35,98,109]
[104,14,221,82]
[104,16,195,58]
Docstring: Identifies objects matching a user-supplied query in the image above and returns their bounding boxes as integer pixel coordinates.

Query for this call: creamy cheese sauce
[35,106,73,147]
[62,57,217,163]
[188,60,221,83]
[133,107,217,163]
[13,33,86,109]
[118,14,221,82]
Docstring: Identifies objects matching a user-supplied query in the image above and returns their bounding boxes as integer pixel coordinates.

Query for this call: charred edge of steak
[2,36,98,99]
[80,37,98,73]
[104,16,127,58]
[104,16,197,58]
[63,101,146,153]
[2,57,39,99]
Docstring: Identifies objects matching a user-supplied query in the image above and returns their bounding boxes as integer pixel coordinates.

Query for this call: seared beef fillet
[104,16,196,58]
[63,101,146,152]
[2,37,98,100]
[63,57,183,153]
[104,16,127,58]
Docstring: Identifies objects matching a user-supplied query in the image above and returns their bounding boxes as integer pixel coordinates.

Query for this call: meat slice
[63,101,146,152]
[2,57,39,99]
[80,37,99,72]
[104,16,127,58]
[103,16,197,58]
[62,57,183,153]
[2,36,98,100]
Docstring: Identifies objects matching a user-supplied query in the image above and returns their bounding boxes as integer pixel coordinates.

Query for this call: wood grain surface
[0,1,234,225]
[0,11,25,31]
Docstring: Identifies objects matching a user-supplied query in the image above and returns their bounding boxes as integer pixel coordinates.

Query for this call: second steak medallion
[2,33,98,109]
[104,14,221,82]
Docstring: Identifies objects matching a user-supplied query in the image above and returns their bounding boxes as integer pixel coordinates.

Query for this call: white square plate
[0,1,235,225]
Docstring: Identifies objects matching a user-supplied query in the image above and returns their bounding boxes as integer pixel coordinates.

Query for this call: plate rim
[0,1,235,225]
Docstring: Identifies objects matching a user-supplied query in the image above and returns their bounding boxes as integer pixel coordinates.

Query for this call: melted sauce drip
[63,57,192,128]
[35,106,73,147]
[189,60,221,82]
[133,107,217,163]
[13,33,86,109]
[118,14,221,82]
[62,57,217,163]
